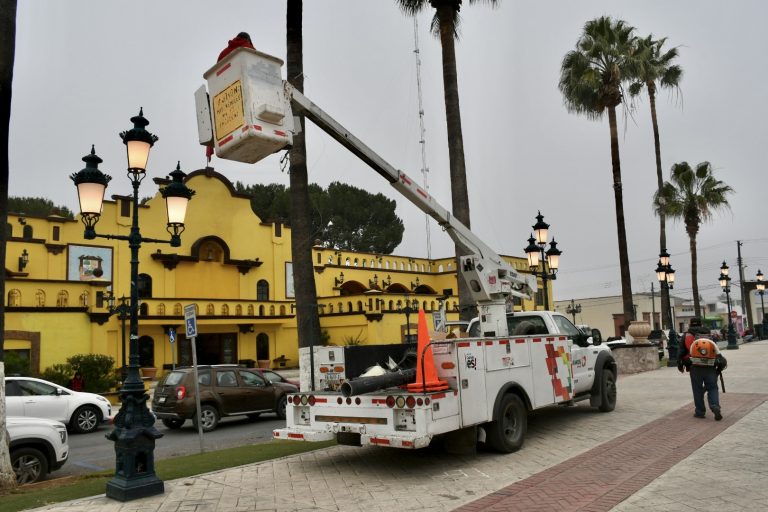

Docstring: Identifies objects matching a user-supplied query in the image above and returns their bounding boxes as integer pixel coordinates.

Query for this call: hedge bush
[67,354,117,393]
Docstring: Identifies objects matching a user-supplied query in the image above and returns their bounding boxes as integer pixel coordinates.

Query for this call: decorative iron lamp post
[655,251,679,366]
[566,299,581,324]
[398,295,420,343]
[524,211,561,311]
[757,269,766,340]
[71,110,195,501]
[718,261,739,350]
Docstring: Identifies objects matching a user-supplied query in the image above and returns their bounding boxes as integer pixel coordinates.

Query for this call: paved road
[30,341,768,512]
[62,415,283,477]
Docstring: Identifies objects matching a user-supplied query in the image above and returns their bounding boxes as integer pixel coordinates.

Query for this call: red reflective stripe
[274,130,286,137]
[457,342,470,347]
[476,342,482,346]
[371,437,390,445]
[402,440,414,447]
[314,398,328,403]
[287,433,304,439]
[485,341,494,345]
[253,125,262,131]
[241,126,248,132]
[547,337,555,342]
[532,338,542,343]
[417,187,428,198]
[215,63,231,76]
[515,339,526,344]
[219,135,234,146]
[560,336,566,341]
[372,398,387,404]
[431,393,447,400]
[400,174,412,185]
[499,340,509,345]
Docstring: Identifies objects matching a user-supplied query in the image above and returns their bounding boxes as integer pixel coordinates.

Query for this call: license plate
[158,397,166,403]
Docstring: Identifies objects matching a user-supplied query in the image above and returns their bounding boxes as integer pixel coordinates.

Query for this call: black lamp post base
[106,474,164,501]
[726,344,740,350]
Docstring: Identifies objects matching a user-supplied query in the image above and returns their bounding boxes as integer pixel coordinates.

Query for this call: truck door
[552,315,592,395]
[456,340,489,425]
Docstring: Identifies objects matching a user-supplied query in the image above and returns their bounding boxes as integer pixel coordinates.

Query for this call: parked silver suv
[7,416,69,484]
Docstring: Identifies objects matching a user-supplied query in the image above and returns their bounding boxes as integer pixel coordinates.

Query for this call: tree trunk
[648,85,671,329]
[607,106,635,327]
[436,7,473,321]
[688,229,701,317]
[0,0,18,490]
[286,0,321,351]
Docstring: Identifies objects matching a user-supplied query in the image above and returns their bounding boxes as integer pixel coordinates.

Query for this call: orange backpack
[689,338,719,366]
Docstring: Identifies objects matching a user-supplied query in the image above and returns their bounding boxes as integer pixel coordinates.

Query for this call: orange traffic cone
[407,308,449,393]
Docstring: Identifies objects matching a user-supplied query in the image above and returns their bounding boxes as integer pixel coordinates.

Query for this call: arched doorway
[138,336,154,367]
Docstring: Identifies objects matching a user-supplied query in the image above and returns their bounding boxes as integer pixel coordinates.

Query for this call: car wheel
[598,369,617,412]
[246,413,261,421]
[71,405,101,433]
[276,396,287,420]
[11,447,48,485]
[193,405,220,432]
[485,394,526,453]
[162,418,185,429]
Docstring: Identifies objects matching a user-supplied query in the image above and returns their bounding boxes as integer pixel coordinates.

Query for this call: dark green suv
[151,365,297,432]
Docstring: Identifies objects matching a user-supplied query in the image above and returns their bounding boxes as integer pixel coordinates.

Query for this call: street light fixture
[398,294,419,343]
[105,292,131,376]
[70,109,195,501]
[756,269,766,340]
[655,251,679,366]
[566,299,581,324]
[524,211,561,311]
[718,261,739,350]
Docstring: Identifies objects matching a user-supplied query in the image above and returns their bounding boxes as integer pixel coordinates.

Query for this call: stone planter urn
[140,367,158,380]
[627,321,651,344]
[257,360,271,369]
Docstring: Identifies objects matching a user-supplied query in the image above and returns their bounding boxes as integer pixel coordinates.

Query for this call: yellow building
[4,167,548,375]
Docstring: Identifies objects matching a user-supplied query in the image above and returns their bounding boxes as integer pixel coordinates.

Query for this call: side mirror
[591,329,603,345]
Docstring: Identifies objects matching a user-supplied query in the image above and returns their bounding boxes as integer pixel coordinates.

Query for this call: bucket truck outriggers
[195,47,616,452]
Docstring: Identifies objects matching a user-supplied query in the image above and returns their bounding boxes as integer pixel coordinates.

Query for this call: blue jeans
[689,366,720,415]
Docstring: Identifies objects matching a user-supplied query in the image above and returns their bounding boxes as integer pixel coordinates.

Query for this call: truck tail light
[406,396,416,408]
[355,397,361,405]
[307,395,316,406]
[386,396,396,408]
[300,395,308,406]
[176,386,186,400]
[395,396,406,408]
[288,395,294,404]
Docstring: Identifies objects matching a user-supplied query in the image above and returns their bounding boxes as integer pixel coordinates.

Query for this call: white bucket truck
[195,48,617,452]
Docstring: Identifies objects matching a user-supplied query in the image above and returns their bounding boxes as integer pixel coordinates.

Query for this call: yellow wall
[4,167,545,374]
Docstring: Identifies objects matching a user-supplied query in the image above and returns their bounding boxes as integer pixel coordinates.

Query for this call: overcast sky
[9,1,768,305]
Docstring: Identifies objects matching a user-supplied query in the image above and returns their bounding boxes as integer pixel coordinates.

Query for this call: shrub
[67,354,117,393]
[4,351,32,376]
[41,364,73,387]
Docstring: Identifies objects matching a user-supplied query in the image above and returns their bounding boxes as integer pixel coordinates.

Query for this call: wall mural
[67,244,113,282]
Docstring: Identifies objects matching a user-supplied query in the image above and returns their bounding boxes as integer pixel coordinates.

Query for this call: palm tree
[654,162,734,318]
[559,16,642,328]
[396,0,498,321]
[628,35,682,331]
[0,0,18,490]
[286,1,322,354]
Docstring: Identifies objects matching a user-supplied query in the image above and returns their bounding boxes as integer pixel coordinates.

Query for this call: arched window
[385,261,390,269]
[430,301,436,311]
[8,289,21,306]
[137,273,152,298]
[221,304,230,316]
[235,304,243,316]
[157,303,166,315]
[256,280,269,301]
[338,302,343,313]
[139,302,149,316]
[357,301,363,312]
[328,304,334,313]
[279,305,286,315]
[354,258,359,267]
[347,301,353,312]
[23,225,33,239]
[256,333,270,361]
[138,336,154,367]
[206,303,215,315]
[400,262,405,270]
[258,305,265,316]
[247,304,254,316]
[345,257,351,266]
[56,290,69,307]
[174,303,183,315]
[269,305,275,316]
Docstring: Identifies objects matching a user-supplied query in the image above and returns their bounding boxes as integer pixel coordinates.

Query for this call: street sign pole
[184,305,204,453]
[168,327,176,371]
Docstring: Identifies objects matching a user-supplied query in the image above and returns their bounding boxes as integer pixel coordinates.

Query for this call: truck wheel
[598,369,617,412]
[486,394,526,453]
[11,447,48,484]
[193,405,220,432]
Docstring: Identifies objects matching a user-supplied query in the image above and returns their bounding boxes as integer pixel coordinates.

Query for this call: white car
[5,376,112,434]
[7,416,69,484]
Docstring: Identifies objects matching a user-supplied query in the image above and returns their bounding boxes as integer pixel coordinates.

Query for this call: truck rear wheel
[597,369,617,412]
[486,394,526,453]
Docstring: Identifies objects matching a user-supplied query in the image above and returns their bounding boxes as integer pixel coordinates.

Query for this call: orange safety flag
[406,309,449,393]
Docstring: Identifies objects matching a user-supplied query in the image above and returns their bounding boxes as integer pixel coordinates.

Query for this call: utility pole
[737,240,748,329]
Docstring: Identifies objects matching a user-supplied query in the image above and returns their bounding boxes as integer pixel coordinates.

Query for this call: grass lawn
[1,440,336,512]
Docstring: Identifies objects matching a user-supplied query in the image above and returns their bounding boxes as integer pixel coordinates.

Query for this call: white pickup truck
[275,310,616,453]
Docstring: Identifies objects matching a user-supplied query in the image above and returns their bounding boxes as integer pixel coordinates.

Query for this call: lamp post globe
[524,212,561,312]
[71,111,194,501]
[656,252,679,366]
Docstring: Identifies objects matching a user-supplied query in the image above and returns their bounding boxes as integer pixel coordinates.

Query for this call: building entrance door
[178,333,238,366]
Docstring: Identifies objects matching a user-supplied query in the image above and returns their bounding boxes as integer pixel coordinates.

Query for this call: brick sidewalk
[454,393,768,512]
